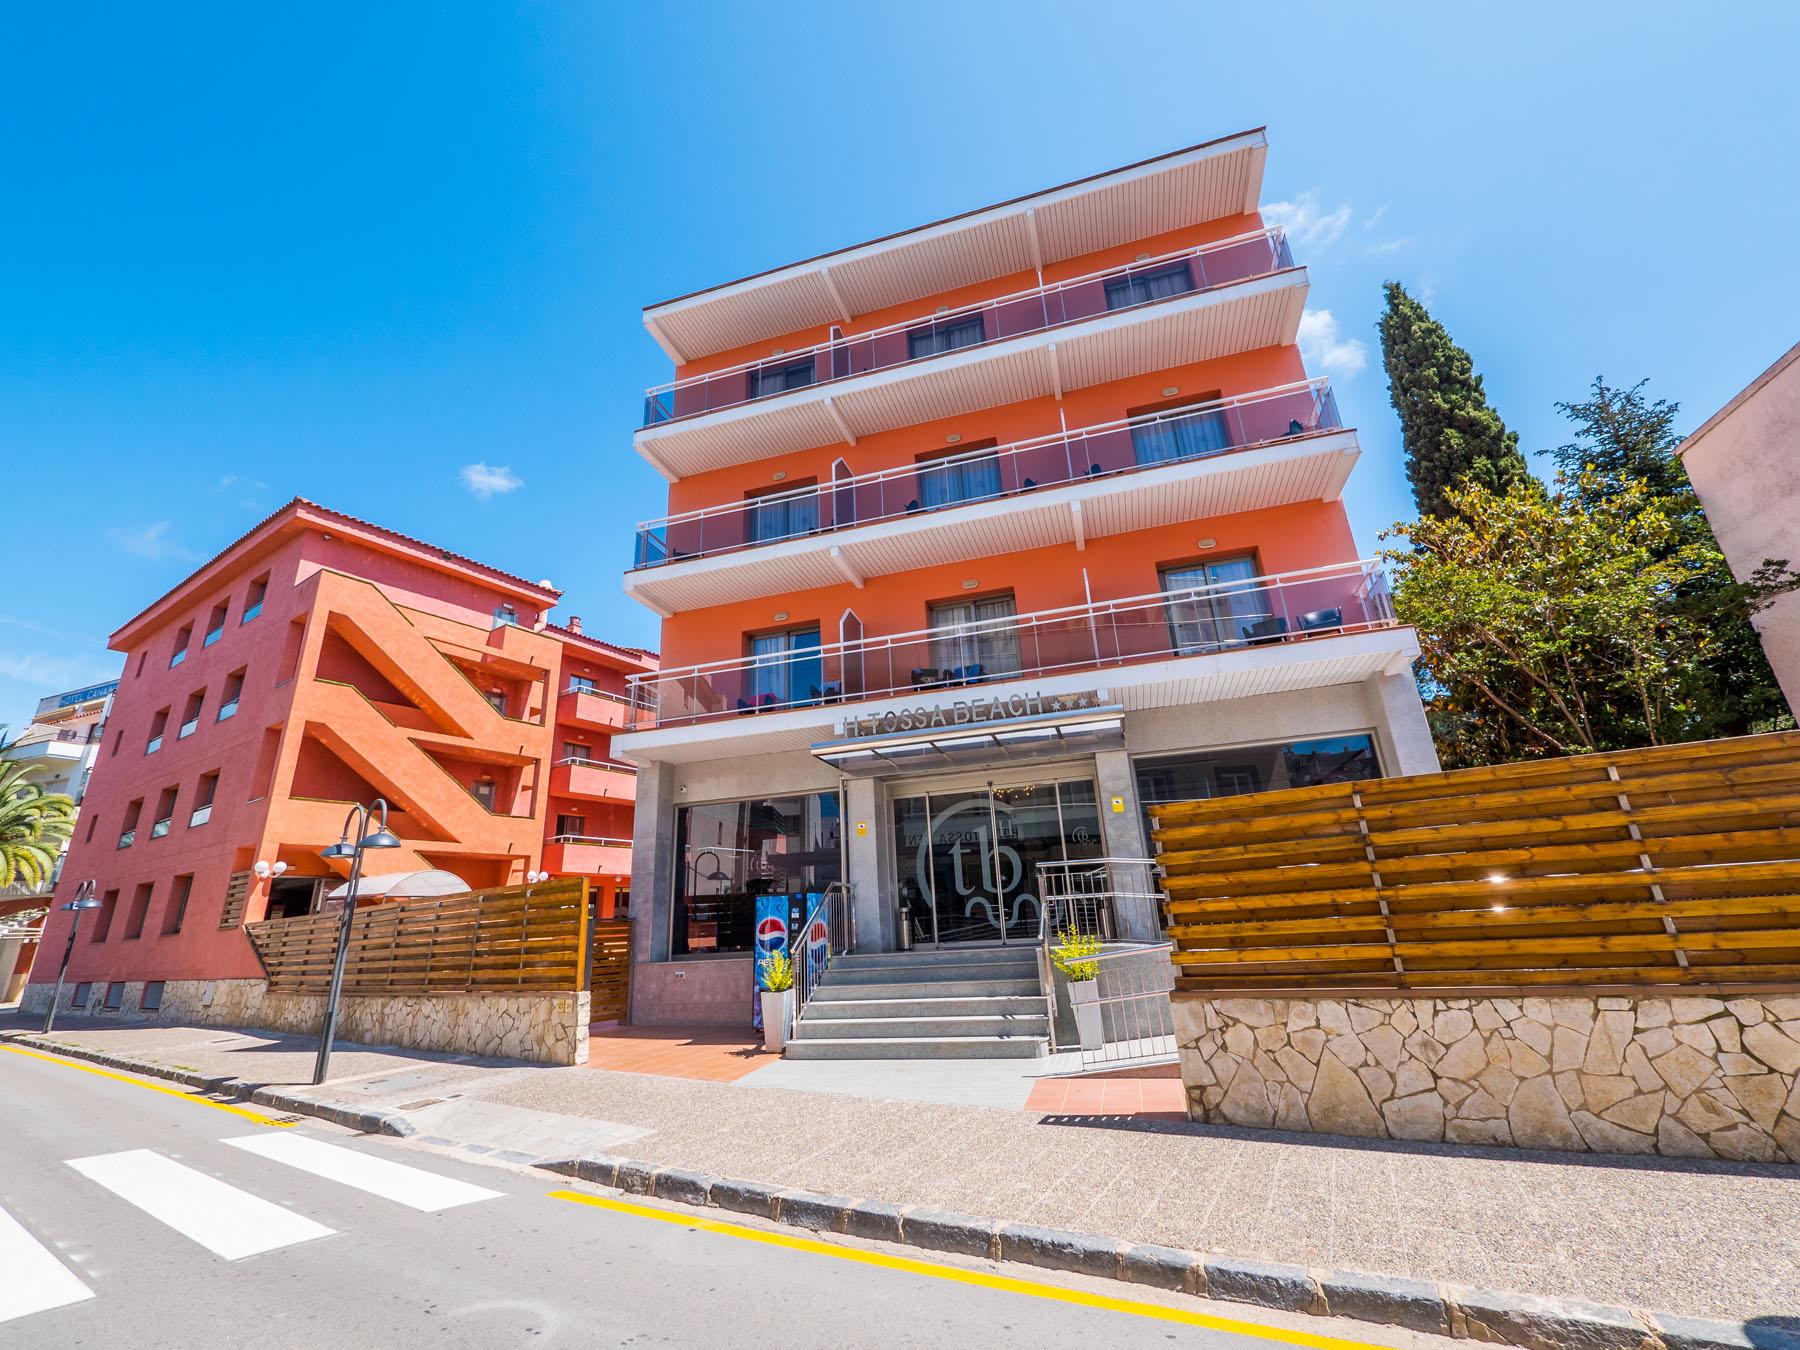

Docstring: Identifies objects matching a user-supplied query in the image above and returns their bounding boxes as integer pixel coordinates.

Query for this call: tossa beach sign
[837,689,1107,739]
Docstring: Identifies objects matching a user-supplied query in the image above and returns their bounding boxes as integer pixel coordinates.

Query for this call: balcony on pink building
[627,560,1397,729]
[641,228,1295,428]
[550,756,638,803]
[542,836,633,877]
[632,381,1341,569]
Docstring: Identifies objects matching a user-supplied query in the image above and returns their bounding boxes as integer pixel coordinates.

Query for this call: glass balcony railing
[626,559,1396,729]
[642,227,1295,427]
[632,381,1341,569]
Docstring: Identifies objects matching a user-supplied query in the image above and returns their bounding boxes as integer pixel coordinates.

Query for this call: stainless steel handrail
[792,880,853,1019]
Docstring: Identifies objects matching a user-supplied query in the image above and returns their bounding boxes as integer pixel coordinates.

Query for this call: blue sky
[4,3,1798,734]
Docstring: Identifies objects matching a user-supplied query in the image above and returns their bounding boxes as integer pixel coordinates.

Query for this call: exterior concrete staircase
[786,946,1049,1060]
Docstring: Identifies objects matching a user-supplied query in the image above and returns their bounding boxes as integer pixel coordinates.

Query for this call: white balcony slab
[646,130,1267,362]
[635,268,1308,479]
[613,625,1418,765]
[624,430,1360,615]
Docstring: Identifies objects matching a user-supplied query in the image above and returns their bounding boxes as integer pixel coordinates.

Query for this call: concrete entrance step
[794,1013,1050,1041]
[808,977,1043,1001]
[783,1034,1048,1061]
[799,994,1047,1019]
[830,947,1039,971]
[818,959,1038,987]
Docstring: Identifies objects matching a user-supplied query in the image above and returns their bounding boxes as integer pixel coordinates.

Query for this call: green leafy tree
[1549,377,1793,735]
[0,761,77,891]
[1386,473,1758,764]
[1378,282,1531,519]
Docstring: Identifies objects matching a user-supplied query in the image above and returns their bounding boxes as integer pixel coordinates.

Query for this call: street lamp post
[44,880,103,1034]
[311,799,401,1085]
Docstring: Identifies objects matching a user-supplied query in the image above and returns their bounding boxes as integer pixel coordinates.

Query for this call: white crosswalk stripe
[65,1149,336,1260]
[222,1133,502,1212]
[0,1204,94,1324]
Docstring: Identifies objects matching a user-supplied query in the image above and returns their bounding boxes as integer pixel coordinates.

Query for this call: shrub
[760,950,795,993]
[1050,927,1102,982]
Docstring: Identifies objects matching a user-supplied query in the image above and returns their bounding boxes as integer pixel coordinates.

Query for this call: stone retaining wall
[1174,993,1800,1162]
[21,979,589,1066]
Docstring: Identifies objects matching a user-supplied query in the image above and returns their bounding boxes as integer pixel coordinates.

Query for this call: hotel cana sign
[838,689,1106,739]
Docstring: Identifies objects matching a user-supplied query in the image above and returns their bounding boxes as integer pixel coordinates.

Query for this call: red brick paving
[584,1025,773,1083]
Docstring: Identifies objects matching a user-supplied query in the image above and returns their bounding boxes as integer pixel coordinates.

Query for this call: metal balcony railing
[627,559,1396,729]
[548,834,632,848]
[556,756,639,774]
[642,227,1295,428]
[632,381,1342,569]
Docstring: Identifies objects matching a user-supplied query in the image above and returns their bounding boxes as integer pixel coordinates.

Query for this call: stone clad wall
[1174,993,1800,1162]
[21,978,590,1066]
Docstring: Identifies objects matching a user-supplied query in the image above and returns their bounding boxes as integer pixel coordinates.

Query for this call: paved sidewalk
[7,1013,1796,1325]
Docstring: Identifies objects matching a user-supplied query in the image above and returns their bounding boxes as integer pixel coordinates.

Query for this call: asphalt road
[0,1044,1422,1350]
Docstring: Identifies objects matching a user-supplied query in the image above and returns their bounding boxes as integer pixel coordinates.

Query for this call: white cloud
[0,649,116,690]
[460,462,524,499]
[1298,309,1369,378]
[107,520,196,561]
[1263,190,1352,248]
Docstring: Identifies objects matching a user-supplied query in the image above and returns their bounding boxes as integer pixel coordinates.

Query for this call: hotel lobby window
[672,791,841,956]
[1133,735,1379,829]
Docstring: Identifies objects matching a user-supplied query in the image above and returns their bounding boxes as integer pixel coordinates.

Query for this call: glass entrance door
[891,778,1102,945]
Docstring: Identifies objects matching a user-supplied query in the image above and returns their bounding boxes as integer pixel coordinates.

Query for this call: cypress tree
[1378,281,1530,519]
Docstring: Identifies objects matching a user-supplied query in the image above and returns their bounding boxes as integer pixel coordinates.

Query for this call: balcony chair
[1297,607,1343,632]
[905,499,922,513]
[1242,616,1290,645]
[1288,418,1305,435]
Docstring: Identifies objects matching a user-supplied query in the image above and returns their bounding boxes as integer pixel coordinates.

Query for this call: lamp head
[359,827,401,850]
[61,898,103,911]
[271,861,288,876]
[318,841,353,861]
[253,860,272,879]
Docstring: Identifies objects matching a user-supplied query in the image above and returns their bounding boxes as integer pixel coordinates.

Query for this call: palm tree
[0,761,77,892]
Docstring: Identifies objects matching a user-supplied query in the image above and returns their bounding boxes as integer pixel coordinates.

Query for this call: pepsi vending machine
[751,893,827,1029]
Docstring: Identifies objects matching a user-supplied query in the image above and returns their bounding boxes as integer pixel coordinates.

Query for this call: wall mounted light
[252,860,289,880]
[772,347,785,356]
[1162,386,1180,398]
[1197,538,1216,550]
[772,470,787,481]
[945,433,962,444]
[1136,252,1152,262]
[526,870,550,884]
[774,611,790,622]
[962,579,979,590]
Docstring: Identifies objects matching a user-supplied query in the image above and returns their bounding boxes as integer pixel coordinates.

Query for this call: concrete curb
[7,1032,1786,1350]
[534,1155,1792,1350]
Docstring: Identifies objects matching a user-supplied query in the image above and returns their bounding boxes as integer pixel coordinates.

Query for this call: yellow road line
[1,1044,296,1127]
[548,1189,1397,1350]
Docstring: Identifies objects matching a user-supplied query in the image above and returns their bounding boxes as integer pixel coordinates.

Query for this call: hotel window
[91,889,119,942]
[915,443,1000,510]
[71,982,92,1008]
[118,800,143,849]
[748,356,816,400]
[483,688,508,716]
[746,481,819,543]
[104,982,125,1010]
[123,882,154,939]
[562,741,592,763]
[150,785,178,838]
[555,813,586,840]
[242,573,269,623]
[146,707,169,754]
[745,626,822,709]
[1160,557,1271,653]
[203,600,229,647]
[163,874,194,935]
[1128,394,1231,466]
[671,791,841,956]
[170,623,193,667]
[1133,735,1380,830]
[190,771,219,827]
[178,688,205,738]
[566,674,598,695]
[927,594,1022,680]
[142,980,165,1012]
[1104,260,1195,311]
[492,603,518,629]
[472,778,498,811]
[906,311,985,361]
[218,668,245,720]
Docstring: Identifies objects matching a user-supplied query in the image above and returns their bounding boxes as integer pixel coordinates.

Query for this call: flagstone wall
[1175,993,1800,1162]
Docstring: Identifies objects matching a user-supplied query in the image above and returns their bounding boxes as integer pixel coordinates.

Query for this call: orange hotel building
[615,129,1439,1025]
[24,499,654,1019]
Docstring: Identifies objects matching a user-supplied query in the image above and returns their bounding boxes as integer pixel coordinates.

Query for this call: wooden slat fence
[247,877,591,996]
[1151,729,1800,996]
[587,918,631,1021]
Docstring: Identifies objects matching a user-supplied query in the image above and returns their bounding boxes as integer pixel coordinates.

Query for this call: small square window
[142,981,165,1012]
[242,573,269,624]
[71,982,91,1008]
[104,982,125,1010]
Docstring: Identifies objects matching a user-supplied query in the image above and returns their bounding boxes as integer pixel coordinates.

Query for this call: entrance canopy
[810,706,1125,778]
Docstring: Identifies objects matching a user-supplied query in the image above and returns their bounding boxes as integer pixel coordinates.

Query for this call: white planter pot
[1068,978,1103,1051]
[761,989,793,1052]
